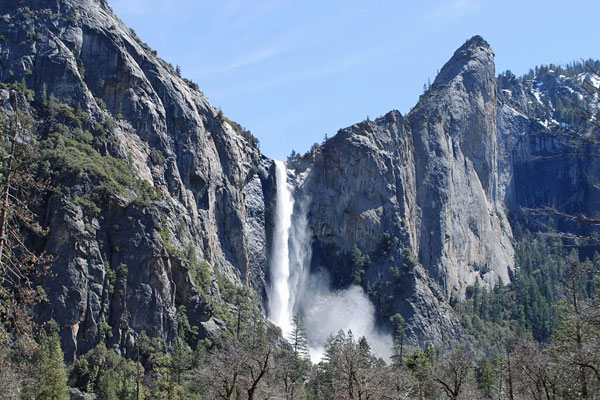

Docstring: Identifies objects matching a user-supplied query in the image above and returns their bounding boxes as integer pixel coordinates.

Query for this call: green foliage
[41,95,90,129]
[137,331,168,369]
[288,314,310,361]
[158,226,184,259]
[182,78,200,91]
[187,246,211,295]
[38,132,156,204]
[499,59,600,128]
[405,346,436,399]
[71,344,143,400]
[350,244,370,284]
[0,78,35,101]
[476,358,499,398]
[316,330,380,399]
[98,321,113,341]
[149,148,165,165]
[5,95,156,215]
[390,313,407,366]
[117,263,128,278]
[28,321,69,400]
[223,116,260,148]
[74,193,101,217]
[94,96,107,110]
[23,7,35,17]
[27,26,39,41]
[457,232,566,344]
[176,306,198,346]
[104,262,117,294]
[287,149,299,162]
[211,271,263,342]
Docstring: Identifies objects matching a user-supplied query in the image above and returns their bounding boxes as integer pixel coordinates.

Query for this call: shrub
[149,148,165,165]
[187,246,211,295]
[39,131,157,208]
[223,116,259,148]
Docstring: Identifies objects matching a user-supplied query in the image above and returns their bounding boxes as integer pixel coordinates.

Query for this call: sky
[108,0,600,161]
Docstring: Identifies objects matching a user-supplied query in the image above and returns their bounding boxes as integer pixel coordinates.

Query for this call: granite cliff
[0,0,274,361]
[0,0,597,357]
[288,37,513,342]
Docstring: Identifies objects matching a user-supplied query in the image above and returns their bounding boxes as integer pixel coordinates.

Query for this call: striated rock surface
[408,36,513,295]
[287,37,517,341]
[0,0,273,360]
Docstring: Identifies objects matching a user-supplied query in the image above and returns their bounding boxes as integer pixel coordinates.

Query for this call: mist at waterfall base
[268,161,393,364]
[299,272,394,363]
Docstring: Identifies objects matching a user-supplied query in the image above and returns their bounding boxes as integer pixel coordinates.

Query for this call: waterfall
[268,160,393,362]
[268,160,295,337]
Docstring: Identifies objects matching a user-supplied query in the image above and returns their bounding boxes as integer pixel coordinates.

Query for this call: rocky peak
[402,35,512,297]
[433,35,494,88]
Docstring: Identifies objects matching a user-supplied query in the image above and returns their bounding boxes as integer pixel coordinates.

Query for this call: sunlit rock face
[288,37,600,344]
[0,0,274,361]
[288,37,513,343]
[408,36,515,297]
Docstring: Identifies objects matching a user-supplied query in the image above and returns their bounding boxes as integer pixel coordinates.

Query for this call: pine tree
[390,313,407,366]
[288,314,309,361]
[406,345,435,400]
[32,321,69,400]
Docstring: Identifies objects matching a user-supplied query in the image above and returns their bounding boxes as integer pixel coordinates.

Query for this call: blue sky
[108,0,600,161]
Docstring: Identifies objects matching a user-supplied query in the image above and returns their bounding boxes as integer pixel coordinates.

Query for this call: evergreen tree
[476,358,499,398]
[288,313,309,361]
[31,321,69,400]
[390,313,407,366]
[320,330,381,399]
[406,346,435,400]
[71,343,143,400]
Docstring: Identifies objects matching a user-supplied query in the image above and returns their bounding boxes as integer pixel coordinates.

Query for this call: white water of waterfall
[268,160,295,337]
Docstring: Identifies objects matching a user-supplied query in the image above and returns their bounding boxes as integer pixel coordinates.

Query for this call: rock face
[287,37,515,342]
[496,67,600,234]
[287,38,599,342]
[0,0,273,360]
[1,1,597,355]
[408,36,514,294]
[292,38,513,293]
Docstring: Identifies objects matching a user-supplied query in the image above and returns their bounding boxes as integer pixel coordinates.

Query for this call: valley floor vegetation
[1,232,599,400]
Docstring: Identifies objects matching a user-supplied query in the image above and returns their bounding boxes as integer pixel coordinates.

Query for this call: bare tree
[0,90,50,397]
[200,326,277,400]
[376,365,413,400]
[433,346,474,400]
[511,341,557,400]
[275,350,306,400]
[547,252,600,399]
